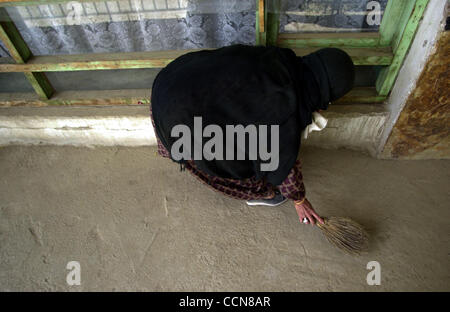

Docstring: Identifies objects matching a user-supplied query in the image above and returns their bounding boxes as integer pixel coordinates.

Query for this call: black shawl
[151,45,354,185]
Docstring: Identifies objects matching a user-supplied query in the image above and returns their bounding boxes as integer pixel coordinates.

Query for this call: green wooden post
[265,0,280,47]
[255,0,266,45]
[0,7,54,99]
[379,0,408,46]
[376,0,429,96]
[23,72,54,99]
[255,0,261,45]
[277,33,383,48]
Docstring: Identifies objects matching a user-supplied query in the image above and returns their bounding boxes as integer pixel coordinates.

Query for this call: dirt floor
[0,145,448,291]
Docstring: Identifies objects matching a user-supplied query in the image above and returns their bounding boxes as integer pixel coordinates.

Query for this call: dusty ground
[0,145,448,291]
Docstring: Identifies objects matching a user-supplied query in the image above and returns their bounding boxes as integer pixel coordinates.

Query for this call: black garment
[151,45,354,185]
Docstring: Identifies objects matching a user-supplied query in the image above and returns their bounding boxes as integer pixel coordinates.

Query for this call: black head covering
[315,48,355,101]
[151,45,354,185]
[302,48,355,104]
[291,48,354,133]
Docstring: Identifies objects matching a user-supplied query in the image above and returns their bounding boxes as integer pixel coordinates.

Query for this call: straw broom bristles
[316,217,369,255]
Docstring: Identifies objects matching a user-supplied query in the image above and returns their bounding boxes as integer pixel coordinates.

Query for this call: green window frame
[0,0,429,106]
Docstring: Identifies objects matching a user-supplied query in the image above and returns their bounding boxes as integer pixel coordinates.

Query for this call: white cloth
[302,111,328,139]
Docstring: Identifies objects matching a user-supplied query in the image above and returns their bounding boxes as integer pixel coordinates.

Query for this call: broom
[316,217,369,255]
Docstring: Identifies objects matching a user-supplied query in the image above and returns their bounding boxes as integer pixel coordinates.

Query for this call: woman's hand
[294,198,324,225]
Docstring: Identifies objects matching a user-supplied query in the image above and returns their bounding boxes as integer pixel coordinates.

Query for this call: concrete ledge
[305,105,389,156]
[0,105,388,155]
[0,106,156,147]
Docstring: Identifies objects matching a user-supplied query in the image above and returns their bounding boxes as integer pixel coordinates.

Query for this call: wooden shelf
[277,32,384,48]
[0,89,150,107]
[0,44,393,74]
[333,87,387,104]
[0,50,202,72]
[290,47,393,66]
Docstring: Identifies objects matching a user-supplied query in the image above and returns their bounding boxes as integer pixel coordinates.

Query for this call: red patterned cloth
[150,108,305,201]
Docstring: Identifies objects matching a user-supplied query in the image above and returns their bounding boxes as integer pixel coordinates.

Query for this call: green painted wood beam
[265,0,280,47]
[0,50,206,72]
[255,0,267,46]
[0,8,30,62]
[290,47,393,66]
[0,45,393,72]
[277,33,384,48]
[0,7,54,99]
[333,87,387,104]
[0,89,151,107]
[391,1,417,53]
[23,72,54,99]
[376,0,429,96]
[379,0,409,46]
